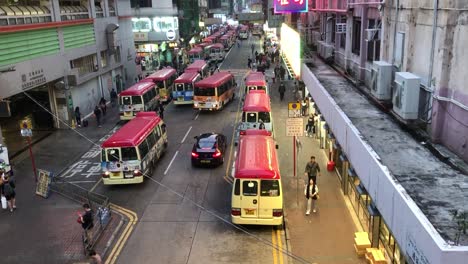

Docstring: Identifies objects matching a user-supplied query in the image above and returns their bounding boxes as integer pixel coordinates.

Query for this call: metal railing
[50,176,111,254]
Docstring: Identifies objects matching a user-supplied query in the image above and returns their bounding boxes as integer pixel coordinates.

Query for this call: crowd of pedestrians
[73,88,119,129]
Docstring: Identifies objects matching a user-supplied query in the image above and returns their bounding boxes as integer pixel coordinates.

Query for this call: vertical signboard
[274,0,308,13]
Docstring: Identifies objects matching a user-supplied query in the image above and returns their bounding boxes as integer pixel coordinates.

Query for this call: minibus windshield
[195,87,215,96]
[121,147,138,161]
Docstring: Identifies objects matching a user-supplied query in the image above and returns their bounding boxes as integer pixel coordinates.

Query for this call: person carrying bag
[304,178,319,215]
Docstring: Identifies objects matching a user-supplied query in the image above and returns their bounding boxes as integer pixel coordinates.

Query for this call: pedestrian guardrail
[50,177,111,255]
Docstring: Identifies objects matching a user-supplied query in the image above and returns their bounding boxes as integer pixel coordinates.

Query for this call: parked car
[191,133,227,167]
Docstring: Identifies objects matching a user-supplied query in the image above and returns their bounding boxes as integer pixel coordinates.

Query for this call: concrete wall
[301,63,468,264]
[381,0,468,162]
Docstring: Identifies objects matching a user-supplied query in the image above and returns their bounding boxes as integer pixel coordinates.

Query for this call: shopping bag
[1,196,7,209]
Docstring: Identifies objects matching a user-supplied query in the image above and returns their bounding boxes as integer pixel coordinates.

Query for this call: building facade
[0,0,137,135]
[131,0,180,72]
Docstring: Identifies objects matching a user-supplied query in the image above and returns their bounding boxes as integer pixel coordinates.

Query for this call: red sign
[274,0,308,13]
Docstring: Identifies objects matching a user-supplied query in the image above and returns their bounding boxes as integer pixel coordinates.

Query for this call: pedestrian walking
[301,99,308,116]
[280,65,286,80]
[94,106,102,127]
[89,250,102,264]
[99,97,107,115]
[237,39,241,48]
[247,57,252,69]
[141,59,146,71]
[279,82,286,101]
[110,89,118,107]
[74,106,82,127]
[78,203,94,243]
[304,156,321,183]
[1,174,16,212]
[304,178,319,215]
[251,44,255,55]
[305,115,315,137]
[158,103,165,119]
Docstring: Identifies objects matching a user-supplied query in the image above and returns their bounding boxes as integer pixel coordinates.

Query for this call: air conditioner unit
[336,23,346,34]
[392,72,421,119]
[323,43,334,59]
[371,61,392,100]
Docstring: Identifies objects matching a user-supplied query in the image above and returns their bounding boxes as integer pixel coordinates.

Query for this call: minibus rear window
[246,113,257,123]
[132,96,142,105]
[242,181,258,196]
[260,180,280,196]
[258,112,270,123]
[121,147,138,161]
[234,179,240,195]
[176,84,184,91]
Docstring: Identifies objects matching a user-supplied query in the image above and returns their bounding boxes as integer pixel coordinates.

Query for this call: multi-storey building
[0,0,137,138]
[131,0,179,71]
[280,0,468,263]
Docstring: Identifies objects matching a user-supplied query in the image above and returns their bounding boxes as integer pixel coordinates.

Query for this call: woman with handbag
[304,178,319,215]
[2,174,16,212]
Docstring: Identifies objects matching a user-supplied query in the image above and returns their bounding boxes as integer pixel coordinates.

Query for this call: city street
[57,37,289,263]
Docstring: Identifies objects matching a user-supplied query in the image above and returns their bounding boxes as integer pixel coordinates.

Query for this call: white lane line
[194,112,200,120]
[164,150,179,175]
[69,180,98,184]
[181,126,192,144]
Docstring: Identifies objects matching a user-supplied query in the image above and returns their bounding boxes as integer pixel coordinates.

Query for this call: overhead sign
[286,118,303,137]
[134,32,148,42]
[166,29,176,41]
[274,0,308,14]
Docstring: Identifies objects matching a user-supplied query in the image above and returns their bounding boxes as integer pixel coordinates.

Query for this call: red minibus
[241,92,273,132]
[185,59,210,79]
[193,71,236,111]
[144,67,178,102]
[188,47,203,63]
[119,81,158,121]
[231,130,282,226]
[173,71,200,105]
[244,72,268,95]
[101,112,168,185]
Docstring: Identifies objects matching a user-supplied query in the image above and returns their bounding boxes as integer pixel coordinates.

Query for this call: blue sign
[274,0,308,13]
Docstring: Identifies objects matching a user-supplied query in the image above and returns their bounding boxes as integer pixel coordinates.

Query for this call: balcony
[310,0,382,13]
[0,5,52,26]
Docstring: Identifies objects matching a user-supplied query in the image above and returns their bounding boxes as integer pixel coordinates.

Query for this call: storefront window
[132,18,151,32]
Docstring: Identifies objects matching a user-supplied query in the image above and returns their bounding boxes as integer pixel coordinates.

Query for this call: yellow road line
[276,229,284,264]
[105,204,138,264]
[272,228,278,264]
[224,70,250,183]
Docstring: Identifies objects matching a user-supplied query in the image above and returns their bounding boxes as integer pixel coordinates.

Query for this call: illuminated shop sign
[274,0,308,14]
[280,23,301,77]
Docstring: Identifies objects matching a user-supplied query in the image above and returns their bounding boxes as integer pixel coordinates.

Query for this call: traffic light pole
[27,136,38,182]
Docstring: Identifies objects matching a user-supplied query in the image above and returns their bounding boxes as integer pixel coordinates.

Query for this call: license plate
[200,160,210,163]
[178,97,184,101]
[199,102,205,105]
[124,173,133,179]
[124,111,132,116]
[245,209,255,215]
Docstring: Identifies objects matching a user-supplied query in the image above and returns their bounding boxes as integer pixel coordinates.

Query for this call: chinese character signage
[36,169,53,198]
[274,0,308,13]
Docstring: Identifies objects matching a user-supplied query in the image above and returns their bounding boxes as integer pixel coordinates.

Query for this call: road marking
[105,204,138,264]
[194,111,200,120]
[276,229,284,264]
[90,178,102,192]
[272,229,278,264]
[164,151,179,175]
[68,180,98,184]
[181,126,192,144]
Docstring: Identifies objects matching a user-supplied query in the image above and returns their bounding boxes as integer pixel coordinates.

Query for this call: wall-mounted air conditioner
[371,61,392,100]
[393,72,421,119]
[323,43,334,59]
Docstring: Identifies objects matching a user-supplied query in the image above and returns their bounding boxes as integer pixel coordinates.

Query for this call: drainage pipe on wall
[426,0,439,122]
[391,0,400,65]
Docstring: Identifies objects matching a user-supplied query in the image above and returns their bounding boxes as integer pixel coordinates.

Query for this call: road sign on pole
[286,118,304,137]
[288,102,302,118]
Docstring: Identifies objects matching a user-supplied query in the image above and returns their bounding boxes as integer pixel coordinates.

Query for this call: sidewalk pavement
[265,66,366,264]
[0,104,124,264]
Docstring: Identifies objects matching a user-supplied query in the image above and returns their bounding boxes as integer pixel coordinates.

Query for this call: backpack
[3,182,14,196]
